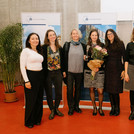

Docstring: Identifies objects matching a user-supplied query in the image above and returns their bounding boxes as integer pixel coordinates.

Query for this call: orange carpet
[0,82,134,134]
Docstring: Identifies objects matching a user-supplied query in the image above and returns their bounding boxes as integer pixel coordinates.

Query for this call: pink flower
[100,48,108,55]
[94,45,102,51]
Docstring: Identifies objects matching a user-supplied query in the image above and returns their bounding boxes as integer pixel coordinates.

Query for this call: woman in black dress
[104,29,125,116]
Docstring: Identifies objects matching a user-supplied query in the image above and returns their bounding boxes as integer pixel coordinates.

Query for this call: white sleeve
[20,49,29,82]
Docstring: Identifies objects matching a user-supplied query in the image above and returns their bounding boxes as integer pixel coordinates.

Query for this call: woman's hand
[25,82,31,89]
[125,73,130,82]
[84,55,89,61]
[63,72,66,78]
[121,71,125,80]
[84,55,86,60]
[56,64,61,69]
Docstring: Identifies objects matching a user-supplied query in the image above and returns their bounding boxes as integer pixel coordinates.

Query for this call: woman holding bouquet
[84,29,105,116]
[104,29,125,116]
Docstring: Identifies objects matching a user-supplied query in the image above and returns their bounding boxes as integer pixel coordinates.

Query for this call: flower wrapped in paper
[87,45,108,80]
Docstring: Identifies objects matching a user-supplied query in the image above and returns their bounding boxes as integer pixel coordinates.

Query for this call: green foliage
[91,48,104,60]
[0,23,22,93]
[91,47,108,60]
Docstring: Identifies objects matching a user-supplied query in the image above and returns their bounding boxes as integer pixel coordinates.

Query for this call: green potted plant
[0,23,22,102]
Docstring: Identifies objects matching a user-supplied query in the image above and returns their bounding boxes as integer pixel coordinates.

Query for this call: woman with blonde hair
[63,28,86,115]
[125,28,134,120]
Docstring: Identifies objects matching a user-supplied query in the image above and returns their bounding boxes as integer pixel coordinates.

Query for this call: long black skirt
[24,70,44,126]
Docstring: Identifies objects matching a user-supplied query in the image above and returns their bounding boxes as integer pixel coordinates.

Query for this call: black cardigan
[42,45,64,76]
[62,41,86,73]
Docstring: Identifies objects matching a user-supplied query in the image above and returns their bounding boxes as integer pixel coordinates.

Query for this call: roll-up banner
[21,12,63,108]
[78,13,116,110]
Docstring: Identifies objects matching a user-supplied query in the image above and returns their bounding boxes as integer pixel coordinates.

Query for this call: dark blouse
[125,42,134,65]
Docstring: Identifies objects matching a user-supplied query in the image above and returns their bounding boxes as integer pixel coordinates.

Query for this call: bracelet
[25,81,29,83]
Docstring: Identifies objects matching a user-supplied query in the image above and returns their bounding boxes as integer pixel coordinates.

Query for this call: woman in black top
[84,29,105,116]
[104,29,125,116]
[42,29,64,120]
[125,28,134,120]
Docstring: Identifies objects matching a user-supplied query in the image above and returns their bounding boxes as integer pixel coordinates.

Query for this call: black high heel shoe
[92,107,97,116]
[98,108,105,116]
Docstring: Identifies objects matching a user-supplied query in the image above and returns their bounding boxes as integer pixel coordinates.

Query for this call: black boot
[129,105,134,120]
[114,94,120,116]
[74,107,82,113]
[109,94,115,116]
[49,109,55,120]
[55,108,64,116]
[109,105,115,116]
[68,108,74,115]
[114,106,120,116]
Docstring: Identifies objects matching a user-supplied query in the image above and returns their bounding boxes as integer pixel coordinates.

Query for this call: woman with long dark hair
[20,33,44,128]
[42,29,64,120]
[125,28,134,120]
[104,29,125,116]
[84,29,105,116]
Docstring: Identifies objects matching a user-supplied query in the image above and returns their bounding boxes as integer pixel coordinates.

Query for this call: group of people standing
[20,28,134,128]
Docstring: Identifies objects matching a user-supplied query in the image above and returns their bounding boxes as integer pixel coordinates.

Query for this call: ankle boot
[129,105,134,120]
[114,106,120,116]
[109,94,115,116]
[109,105,115,116]
[49,109,55,120]
[55,108,64,116]
[114,94,120,116]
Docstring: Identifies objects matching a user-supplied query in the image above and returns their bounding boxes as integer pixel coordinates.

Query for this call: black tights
[89,88,103,109]
[109,93,120,108]
[130,90,134,105]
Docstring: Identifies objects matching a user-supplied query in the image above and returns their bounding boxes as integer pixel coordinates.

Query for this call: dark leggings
[45,70,62,110]
[109,93,120,107]
[130,90,134,105]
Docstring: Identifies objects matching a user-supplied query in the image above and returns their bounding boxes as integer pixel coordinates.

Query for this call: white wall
[0,0,100,44]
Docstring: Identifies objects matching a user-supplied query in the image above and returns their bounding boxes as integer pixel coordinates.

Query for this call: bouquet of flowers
[87,45,108,80]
